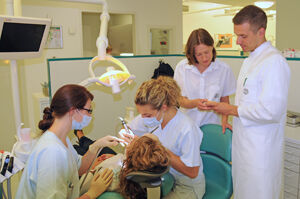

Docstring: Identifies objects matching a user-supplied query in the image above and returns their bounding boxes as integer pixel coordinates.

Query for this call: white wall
[110,14,132,26]
[276,0,300,50]
[82,12,102,57]
[82,12,134,57]
[183,10,276,53]
[0,61,17,151]
[0,0,183,151]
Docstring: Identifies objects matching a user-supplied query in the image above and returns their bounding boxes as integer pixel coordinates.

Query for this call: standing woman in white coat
[205,5,290,199]
[174,28,236,132]
[16,84,123,199]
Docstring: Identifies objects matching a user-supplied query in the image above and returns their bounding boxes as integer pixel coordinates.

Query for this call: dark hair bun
[38,107,54,131]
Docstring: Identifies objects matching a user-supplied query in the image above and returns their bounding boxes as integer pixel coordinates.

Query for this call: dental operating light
[79,55,135,94]
[70,0,135,93]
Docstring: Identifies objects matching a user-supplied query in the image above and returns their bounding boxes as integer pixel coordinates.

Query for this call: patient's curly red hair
[119,135,170,199]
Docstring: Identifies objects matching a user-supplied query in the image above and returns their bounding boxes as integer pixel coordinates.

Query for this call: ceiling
[183,0,276,16]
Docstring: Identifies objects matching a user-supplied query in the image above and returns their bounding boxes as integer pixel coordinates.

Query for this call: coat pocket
[206,84,221,101]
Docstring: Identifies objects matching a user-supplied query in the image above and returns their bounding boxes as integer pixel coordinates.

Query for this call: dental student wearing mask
[204,5,290,199]
[122,76,205,199]
[174,28,236,133]
[16,84,124,199]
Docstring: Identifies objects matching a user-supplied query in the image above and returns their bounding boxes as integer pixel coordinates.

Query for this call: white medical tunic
[129,110,205,198]
[233,41,290,199]
[174,58,236,127]
[16,131,81,199]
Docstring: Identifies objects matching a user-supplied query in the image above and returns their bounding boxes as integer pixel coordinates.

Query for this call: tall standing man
[205,5,290,199]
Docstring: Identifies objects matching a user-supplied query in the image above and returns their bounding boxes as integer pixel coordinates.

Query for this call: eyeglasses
[81,107,93,114]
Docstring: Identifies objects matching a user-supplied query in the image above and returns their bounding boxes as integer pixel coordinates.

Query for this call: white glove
[118,129,135,145]
[89,135,124,155]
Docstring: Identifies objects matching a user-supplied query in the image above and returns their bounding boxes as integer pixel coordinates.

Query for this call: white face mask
[143,111,164,128]
[72,110,92,130]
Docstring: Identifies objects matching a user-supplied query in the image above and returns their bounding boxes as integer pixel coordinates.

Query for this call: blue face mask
[72,110,92,130]
[143,111,164,128]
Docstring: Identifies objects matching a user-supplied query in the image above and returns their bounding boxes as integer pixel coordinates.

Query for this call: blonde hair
[134,76,181,110]
[119,135,170,199]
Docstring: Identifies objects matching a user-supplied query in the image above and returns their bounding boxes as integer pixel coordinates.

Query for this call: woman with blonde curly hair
[123,76,205,199]
[119,134,169,199]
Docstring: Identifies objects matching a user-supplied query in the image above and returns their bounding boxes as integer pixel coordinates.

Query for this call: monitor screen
[0,22,46,52]
[0,15,51,60]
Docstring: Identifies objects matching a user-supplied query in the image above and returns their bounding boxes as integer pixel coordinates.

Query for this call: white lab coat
[233,41,290,199]
[174,58,236,127]
[16,131,81,199]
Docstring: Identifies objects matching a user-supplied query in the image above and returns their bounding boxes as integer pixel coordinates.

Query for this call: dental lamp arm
[79,77,111,87]
[97,1,109,59]
[63,0,109,60]
[80,74,135,88]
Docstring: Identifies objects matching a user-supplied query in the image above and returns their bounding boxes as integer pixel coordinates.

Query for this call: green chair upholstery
[97,172,174,199]
[161,172,174,197]
[200,124,233,199]
[98,192,124,199]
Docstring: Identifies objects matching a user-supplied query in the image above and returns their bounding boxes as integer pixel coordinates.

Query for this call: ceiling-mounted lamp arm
[62,0,109,59]
[97,0,110,59]
[79,77,111,87]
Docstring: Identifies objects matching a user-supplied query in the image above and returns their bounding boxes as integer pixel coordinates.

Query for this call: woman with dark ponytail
[16,84,124,199]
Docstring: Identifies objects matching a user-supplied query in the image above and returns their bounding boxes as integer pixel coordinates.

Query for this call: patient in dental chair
[79,134,170,199]
[73,129,117,156]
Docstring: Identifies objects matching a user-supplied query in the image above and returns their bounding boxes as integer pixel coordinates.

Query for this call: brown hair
[119,135,170,199]
[233,5,267,32]
[185,28,216,65]
[38,84,94,132]
[134,76,181,110]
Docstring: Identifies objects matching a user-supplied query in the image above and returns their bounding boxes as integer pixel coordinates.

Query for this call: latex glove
[89,135,125,155]
[85,168,114,199]
[118,129,135,145]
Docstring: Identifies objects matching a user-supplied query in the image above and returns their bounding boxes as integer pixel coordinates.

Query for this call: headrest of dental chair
[125,166,170,188]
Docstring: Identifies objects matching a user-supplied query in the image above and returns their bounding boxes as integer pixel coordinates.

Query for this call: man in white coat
[205,5,290,199]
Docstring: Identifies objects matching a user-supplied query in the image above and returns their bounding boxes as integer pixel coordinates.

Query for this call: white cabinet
[284,126,300,199]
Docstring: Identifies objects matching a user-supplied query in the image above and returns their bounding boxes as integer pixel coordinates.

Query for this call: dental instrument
[119,117,131,136]
[0,151,4,171]
[149,126,159,134]
[7,157,14,173]
[1,155,10,176]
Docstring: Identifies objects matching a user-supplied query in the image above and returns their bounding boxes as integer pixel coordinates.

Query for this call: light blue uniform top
[129,110,204,182]
[16,131,81,199]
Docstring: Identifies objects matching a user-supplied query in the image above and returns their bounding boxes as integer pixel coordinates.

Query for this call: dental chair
[97,167,174,199]
[200,124,233,199]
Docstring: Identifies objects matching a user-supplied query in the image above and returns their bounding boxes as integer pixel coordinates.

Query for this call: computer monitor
[0,15,51,60]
